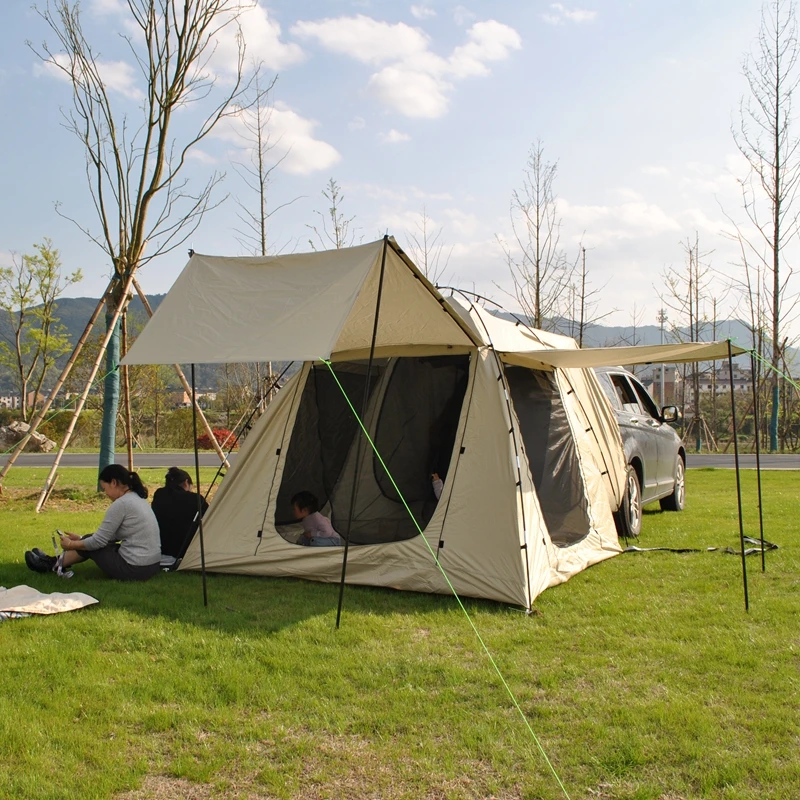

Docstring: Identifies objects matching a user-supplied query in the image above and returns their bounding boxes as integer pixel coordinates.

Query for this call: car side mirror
[661,405,679,423]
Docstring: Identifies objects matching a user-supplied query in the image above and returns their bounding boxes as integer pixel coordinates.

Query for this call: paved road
[1,452,798,469]
[0,452,235,468]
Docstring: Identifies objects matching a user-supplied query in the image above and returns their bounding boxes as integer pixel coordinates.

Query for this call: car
[593,366,686,538]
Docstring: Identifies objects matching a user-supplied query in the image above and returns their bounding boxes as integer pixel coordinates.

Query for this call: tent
[122,237,743,609]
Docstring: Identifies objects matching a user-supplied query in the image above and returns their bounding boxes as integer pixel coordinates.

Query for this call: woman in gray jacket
[25,464,161,581]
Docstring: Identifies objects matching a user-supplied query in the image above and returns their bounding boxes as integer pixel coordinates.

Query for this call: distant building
[638,365,682,407]
[0,395,21,409]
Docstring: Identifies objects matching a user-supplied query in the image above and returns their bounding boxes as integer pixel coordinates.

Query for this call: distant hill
[0,294,792,394]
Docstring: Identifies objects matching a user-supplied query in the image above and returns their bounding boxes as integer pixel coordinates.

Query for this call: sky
[0,0,791,334]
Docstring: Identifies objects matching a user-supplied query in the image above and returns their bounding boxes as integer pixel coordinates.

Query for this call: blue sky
[0,1,783,331]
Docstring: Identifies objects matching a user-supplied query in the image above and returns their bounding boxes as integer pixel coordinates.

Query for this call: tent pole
[750,351,766,572]
[336,235,389,629]
[728,341,749,611]
[191,364,208,607]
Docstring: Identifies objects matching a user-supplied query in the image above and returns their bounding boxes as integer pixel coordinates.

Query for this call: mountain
[0,294,791,394]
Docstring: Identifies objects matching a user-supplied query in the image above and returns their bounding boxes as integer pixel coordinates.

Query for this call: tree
[231,73,301,408]
[30,0,253,476]
[498,140,571,330]
[405,207,452,285]
[732,0,800,451]
[307,178,357,250]
[561,246,613,346]
[0,239,82,421]
[658,234,717,449]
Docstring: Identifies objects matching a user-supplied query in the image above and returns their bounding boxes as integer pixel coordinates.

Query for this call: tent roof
[122,238,477,366]
[507,340,749,370]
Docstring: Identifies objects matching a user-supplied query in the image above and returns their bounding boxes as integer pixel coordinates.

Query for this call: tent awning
[504,340,749,370]
[122,239,477,366]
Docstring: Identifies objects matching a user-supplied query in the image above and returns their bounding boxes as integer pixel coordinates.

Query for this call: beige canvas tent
[122,238,741,609]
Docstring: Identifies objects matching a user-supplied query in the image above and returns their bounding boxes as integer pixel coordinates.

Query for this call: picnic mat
[0,584,99,618]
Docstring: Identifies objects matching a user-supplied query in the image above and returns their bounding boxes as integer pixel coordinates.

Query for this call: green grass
[0,468,797,799]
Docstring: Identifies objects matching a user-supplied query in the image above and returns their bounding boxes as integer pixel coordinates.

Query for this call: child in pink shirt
[291,491,342,547]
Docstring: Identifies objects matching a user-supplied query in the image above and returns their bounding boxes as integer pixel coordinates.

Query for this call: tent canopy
[122,238,477,366]
[503,340,749,371]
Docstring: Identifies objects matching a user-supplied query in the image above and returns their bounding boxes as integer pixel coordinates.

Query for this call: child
[291,491,342,547]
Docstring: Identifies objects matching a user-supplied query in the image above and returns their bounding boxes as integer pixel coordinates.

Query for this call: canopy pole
[336,235,389,629]
[728,341,749,611]
[191,364,208,608]
[750,351,766,572]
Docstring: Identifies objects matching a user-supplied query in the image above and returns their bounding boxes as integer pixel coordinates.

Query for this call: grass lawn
[0,467,797,800]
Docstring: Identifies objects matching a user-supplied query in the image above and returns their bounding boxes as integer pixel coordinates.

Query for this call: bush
[196,427,237,450]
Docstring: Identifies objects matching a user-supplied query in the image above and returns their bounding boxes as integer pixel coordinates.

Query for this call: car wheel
[660,456,686,511]
[615,464,643,539]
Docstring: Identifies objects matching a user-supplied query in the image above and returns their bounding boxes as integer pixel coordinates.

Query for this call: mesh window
[275,361,382,526]
[505,366,591,547]
[275,355,470,544]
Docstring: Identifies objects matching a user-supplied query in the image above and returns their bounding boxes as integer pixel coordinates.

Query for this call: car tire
[615,465,643,539]
[659,456,686,511]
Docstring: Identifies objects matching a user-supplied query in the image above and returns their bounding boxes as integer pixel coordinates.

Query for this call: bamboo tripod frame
[0,272,229,510]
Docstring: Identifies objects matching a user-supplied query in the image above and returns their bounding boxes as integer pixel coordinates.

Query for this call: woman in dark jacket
[151,467,209,560]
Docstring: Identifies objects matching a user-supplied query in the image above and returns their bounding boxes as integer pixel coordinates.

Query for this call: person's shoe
[32,548,57,569]
[25,550,51,573]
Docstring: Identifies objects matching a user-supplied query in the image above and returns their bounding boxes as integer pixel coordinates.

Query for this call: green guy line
[321,358,571,800]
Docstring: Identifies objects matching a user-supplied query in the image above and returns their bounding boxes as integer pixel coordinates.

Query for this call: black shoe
[32,548,57,569]
[25,550,51,574]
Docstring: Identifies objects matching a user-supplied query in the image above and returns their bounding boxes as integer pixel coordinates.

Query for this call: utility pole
[657,308,668,406]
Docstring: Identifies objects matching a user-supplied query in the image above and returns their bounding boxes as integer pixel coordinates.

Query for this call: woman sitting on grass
[151,467,208,561]
[24,464,161,581]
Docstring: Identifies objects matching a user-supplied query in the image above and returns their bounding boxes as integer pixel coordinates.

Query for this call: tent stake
[728,341,749,611]
[192,364,208,608]
[750,351,766,572]
[336,235,389,629]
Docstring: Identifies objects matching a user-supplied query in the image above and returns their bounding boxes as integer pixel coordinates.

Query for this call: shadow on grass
[3,555,515,636]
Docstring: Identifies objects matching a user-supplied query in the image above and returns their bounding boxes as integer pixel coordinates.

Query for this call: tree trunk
[98,309,121,485]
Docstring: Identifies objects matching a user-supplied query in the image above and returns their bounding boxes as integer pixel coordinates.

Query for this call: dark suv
[594,366,686,537]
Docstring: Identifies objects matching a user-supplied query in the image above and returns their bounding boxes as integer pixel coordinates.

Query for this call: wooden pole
[131,278,229,469]
[35,272,136,513]
[0,279,113,490]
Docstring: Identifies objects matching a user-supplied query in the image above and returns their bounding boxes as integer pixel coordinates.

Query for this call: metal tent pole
[728,341,749,611]
[750,351,766,572]
[191,364,208,607]
[335,235,389,629]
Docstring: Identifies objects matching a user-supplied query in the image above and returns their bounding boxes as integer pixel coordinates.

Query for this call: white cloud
[643,165,670,176]
[380,129,411,143]
[34,54,143,100]
[348,116,366,131]
[293,14,521,119]
[560,197,681,243]
[453,6,477,26]
[369,66,451,117]
[88,0,127,14]
[411,5,436,20]
[211,3,305,75]
[542,4,597,26]
[186,148,217,165]
[220,100,340,176]
[291,15,429,65]
[443,208,480,237]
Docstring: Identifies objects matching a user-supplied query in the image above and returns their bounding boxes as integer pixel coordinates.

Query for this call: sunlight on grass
[0,468,797,799]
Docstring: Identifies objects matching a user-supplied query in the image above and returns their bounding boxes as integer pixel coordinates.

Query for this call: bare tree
[231,71,301,256]
[230,71,301,407]
[498,140,572,330]
[29,0,253,476]
[658,234,718,449]
[732,0,800,451]
[405,207,452,285]
[561,246,614,346]
[307,178,358,250]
